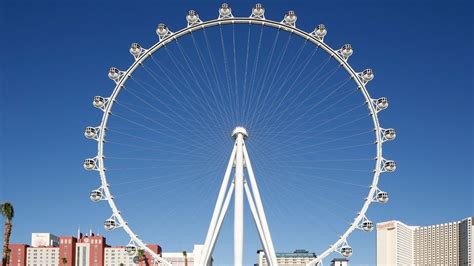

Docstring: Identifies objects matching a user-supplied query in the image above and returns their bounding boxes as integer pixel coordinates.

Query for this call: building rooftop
[331,258,349,262]
[378,217,473,231]
[258,249,317,258]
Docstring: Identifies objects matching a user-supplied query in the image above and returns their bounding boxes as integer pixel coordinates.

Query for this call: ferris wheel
[84,3,396,266]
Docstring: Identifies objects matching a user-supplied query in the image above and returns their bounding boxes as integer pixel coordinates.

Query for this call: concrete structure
[104,244,162,266]
[257,249,317,266]
[161,244,205,266]
[31,233,59,247]
[376,220,416,265]
[459,217,473,266]
[104,246,135,266]
[75,234,106,266]
[7,232,208,266]
[59,236,77,266]
[330,258,349,266]
[7,232,121,266]
[377,216,473,265]
[26,246,59,265]
[140,244,162,266]
[414,220,459,265]
[7,244,27,266]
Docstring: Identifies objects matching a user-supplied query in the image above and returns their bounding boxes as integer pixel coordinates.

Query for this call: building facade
[413,220,459,265]
[26,247,60,266]
[76,235,106,266]
[104,246,135,266]
[257,249,317,266]
[330,258,348,266]
[31,233,59,248]
[376,220,415,265]
[160,244,205,266]
[377,216,473,265]
[8,232,206,266]
[103,244,161,266]
[459,217,473,266]
[7,244,28,266]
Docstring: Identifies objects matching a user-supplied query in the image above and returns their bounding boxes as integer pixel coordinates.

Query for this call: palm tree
[61,257,67,266]
[1,202,14,266]
[182,251,188,266]
[137,249,145,266]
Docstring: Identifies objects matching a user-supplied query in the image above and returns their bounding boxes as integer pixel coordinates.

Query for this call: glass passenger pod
[251,3,265,19]
[83,158,96,170]
[377,191,389,203]
[361,69,374,82]
[284,10,297,26]
[93,96,106,109]
[84,127,98,139]
[341,44,353,59]
[375,97,389,110]
[125,245,137,256]
[90,189,102,202]
[108,67,121,81]
[156,23,169,39]
[384,160,396,172]
[314,24,327,40]
[104,219,117,231]
[340,246,353,257]
[219,3,232,18]
[383,128,396,141]
[362,220,374,232]
[186,10,200,26]
[129,43,142,57]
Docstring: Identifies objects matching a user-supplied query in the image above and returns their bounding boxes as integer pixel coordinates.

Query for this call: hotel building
[7,231,207,266]
[330,258,348,266]
[376,220,416,265]
[256,249,348,266]
[257,249,317,266]
[161,244,205,266]
[377,216,473,265]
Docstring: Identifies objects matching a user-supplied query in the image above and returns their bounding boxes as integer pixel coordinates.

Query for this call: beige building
[377,217,473,265]
[103,244,206,266]
[459,217,473,266]
[161,244,206,266]
[31,233,59,248]
[256,250,350,266]
[256,249,317,266]
[376,220,416,265]
[414,221,459,265]
[26,247,59,266]
[330,258,349,266]
[104,247,135,266]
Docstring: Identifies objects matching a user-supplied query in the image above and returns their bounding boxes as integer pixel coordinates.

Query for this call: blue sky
[0,0,473,265]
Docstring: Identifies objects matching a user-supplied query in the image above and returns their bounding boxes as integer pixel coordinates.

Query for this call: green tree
[182,251,188,266]
[137,249,145,265]
[1,202,14,266]
[61,257,67,266]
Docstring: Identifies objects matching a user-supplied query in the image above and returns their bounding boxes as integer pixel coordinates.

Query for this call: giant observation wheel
[84,4,396,266]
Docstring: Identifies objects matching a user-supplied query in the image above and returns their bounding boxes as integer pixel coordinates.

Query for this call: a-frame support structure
[199,127,278,266]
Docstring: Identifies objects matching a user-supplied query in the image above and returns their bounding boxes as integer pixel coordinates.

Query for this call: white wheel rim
[87,13,394,266]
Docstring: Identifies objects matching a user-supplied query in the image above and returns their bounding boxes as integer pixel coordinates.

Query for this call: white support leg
[244,181,271,262]
[200,127,276,266]
[243,142,278,266]
[209,183,235,257]
[234,133,245,266]
[200,145,237,266]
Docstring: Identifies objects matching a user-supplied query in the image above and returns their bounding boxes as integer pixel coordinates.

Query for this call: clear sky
[0,0,473,265]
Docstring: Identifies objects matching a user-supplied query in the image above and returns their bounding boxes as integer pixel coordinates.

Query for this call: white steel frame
[200,127,278,266]
[85,5,396,266]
